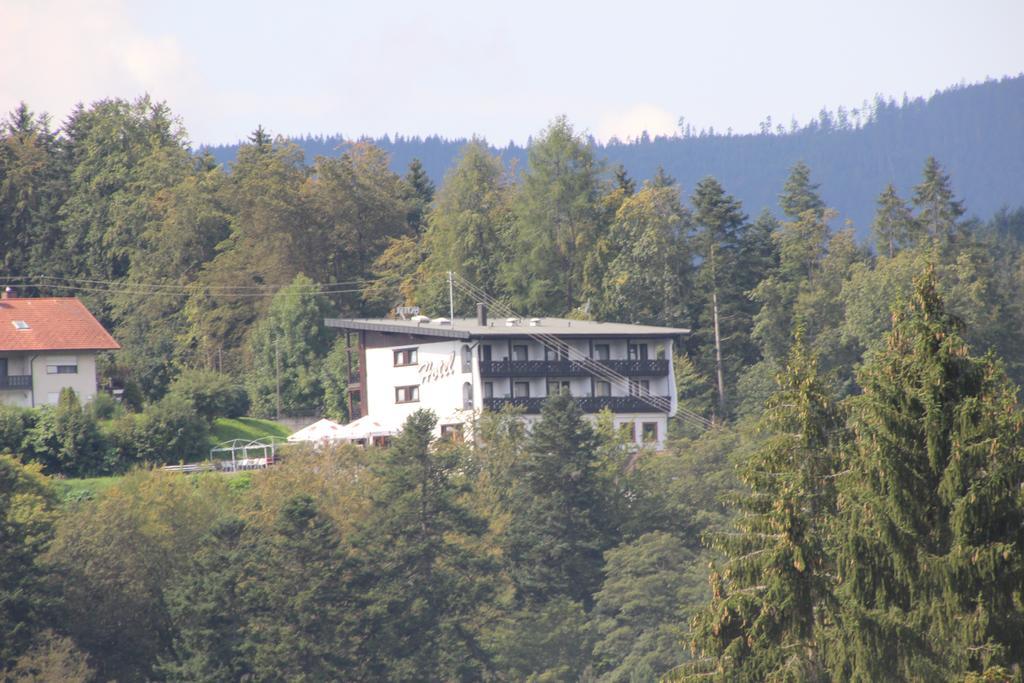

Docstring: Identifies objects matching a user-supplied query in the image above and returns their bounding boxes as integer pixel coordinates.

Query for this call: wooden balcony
[479,359,668,378]
[0,375,31,390]
[483,395,670,414]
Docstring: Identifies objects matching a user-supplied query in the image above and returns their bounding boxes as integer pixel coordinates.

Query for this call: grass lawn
[209,417,292,446]
[56,475,121,501]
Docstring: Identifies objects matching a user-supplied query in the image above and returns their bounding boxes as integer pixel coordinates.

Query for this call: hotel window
[513,381,530,398]
[628,379,650,396]
[395,385,420,403]
[547,380,571,396]
[480,345,493,362]
[628,343,649,360]
[642,422,658,443]
[594,344,610,361]
[513,345,529,361]
[394,348,418,366]
[595,380,612,397]
[483,382,494,399]
[440,423,463,442]
[545,344,567,361]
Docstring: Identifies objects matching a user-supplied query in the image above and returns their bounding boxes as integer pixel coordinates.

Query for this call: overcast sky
[1,0,1021,146]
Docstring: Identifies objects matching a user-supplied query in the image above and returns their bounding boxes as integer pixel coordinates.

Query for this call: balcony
[483,395,671,414]
[479,359,668,378]
[0,375,31,390]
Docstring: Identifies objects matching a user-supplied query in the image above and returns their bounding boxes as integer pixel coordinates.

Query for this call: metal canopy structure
[209,437,283,472]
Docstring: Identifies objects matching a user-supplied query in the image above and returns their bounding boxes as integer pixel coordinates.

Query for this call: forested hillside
[2,93,1024,680]
[205,74,1024,232]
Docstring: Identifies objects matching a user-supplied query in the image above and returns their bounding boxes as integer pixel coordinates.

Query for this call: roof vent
[11,320,29,330]
[505,317,519,327]
[411,314,431,323]
[529,318,541,326]
[434,317,451,326]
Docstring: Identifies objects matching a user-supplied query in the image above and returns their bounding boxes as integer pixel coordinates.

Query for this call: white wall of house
[0,352,100,408]
[365,339,477,437]
[32,353,99,405]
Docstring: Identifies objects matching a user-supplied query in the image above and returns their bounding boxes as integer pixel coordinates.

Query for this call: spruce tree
[872,183,917,257]
[832,267,1024,681]
[353,410,496,681]
[912,156,964,243]
[501,393,616,610]
[779,161,826,220]
[687,334,842,682]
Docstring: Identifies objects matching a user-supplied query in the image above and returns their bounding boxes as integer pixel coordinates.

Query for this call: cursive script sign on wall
[419,352,456,383]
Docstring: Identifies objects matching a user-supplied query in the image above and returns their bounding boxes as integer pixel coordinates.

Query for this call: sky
[1,0,1022,146]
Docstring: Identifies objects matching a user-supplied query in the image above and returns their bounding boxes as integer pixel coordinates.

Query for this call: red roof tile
[0,298,120,352]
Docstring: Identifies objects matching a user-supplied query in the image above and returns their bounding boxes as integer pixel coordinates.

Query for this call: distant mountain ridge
[201,75,1024,233]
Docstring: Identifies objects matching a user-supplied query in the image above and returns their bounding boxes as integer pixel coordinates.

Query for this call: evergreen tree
[779,161,826,220]
[0,103,64,280]
[872,183,916,257]
[403,157,435,234]
[912,156,964,243]
[353,410,496,681]
[162,518,254,682]
[504,117,605,314]
[832,267,1024,681]
[689,178,762,418]
[501,393,616,609]
[417,140,511,314]
[688,334,842,682]
[612,163,636,195]
[245,274,332,417]
[242,496,357,681]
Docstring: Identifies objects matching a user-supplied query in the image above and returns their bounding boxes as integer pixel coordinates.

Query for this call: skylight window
[11,320,29,330]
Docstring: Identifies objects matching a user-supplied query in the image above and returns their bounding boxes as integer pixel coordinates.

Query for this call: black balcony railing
[483,395,670,414]
[479,359,668,378]
[0,375,31,390]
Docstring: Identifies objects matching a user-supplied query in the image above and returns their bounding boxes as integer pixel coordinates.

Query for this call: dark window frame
[513,381,530,398]
[393,348,418,367]
[594,344,610,361]
[642,422,659,443]
[595,380,612,397]
[395,385,420,403]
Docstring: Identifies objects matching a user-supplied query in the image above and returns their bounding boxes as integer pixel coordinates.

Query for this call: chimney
[2,287,12,300]
[476,302,487,327]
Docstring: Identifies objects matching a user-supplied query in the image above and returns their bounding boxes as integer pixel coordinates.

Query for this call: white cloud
[0,0,196,126]
[596,104,678,143]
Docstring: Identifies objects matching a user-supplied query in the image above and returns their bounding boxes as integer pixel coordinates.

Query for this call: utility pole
[448,270,455,323]
[709,243,726,421]
[275,337,281,421]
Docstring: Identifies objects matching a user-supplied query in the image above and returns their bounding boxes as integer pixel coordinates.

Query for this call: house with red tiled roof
[0,290,120,407]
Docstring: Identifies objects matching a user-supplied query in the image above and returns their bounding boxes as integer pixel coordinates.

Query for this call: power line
[5,274,379,290]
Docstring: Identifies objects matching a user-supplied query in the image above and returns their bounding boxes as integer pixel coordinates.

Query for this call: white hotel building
[325,306,689,449]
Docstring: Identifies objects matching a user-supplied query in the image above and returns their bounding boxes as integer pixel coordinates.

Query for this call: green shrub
[167,369,249,421]
[22,389,106,477]
[88,392,122,421]
[0,405,35,456]
[109,395,209,467]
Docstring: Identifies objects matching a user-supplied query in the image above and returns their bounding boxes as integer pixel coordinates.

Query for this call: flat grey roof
[325,316,690,339]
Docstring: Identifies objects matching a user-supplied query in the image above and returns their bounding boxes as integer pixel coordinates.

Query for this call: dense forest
[205,74,1024,233]
[1,91,1024,680]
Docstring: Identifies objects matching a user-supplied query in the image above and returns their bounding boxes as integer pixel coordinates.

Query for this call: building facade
[0,294,120,408]
[326,308,688,449]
